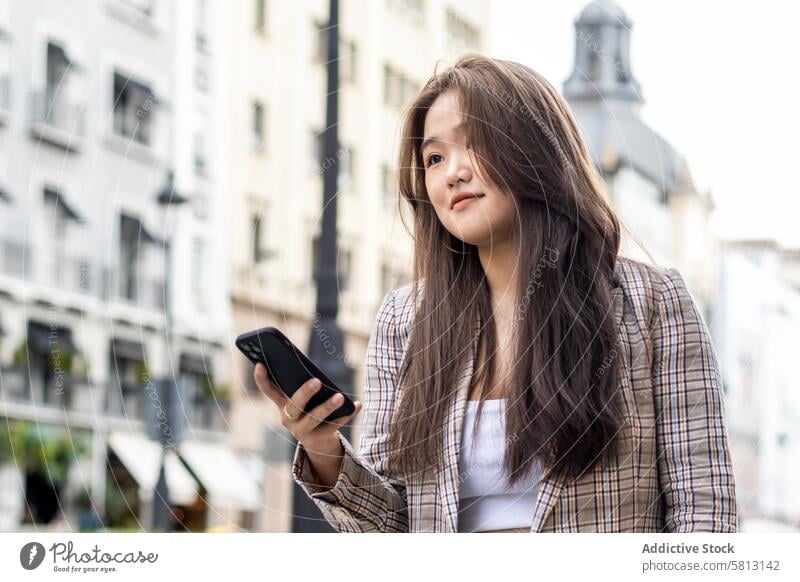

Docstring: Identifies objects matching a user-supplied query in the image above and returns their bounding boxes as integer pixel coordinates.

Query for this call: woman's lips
[452,194,484,211]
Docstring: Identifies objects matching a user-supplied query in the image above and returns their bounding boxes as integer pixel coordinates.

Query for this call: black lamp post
[291,0,354,533]
[151,170,189,531]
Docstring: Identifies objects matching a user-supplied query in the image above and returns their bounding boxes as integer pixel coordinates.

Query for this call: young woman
[254,54,738,533]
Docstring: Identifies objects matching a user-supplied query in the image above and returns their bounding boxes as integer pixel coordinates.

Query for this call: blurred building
[714,240,800,532]
[564,1,799,533]
[0,0,257,532]
[563,0,716,314]
[227,0,491,531]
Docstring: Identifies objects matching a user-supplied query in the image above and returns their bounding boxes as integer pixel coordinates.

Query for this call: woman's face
[422,90,517,248]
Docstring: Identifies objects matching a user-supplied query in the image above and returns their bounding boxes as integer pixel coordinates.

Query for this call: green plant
[214,383,231,401]
[0,420,28,465]
[201,376,231,401]
[0,421,88,483]
[134,360,151,385]
[12,340,28,367]
[47,348,74,375]
[104,480,139,530]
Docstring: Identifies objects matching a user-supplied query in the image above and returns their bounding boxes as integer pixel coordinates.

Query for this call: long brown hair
[387,54,625,486]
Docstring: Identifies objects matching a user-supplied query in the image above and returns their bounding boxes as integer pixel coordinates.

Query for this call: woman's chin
[446,222,507,248]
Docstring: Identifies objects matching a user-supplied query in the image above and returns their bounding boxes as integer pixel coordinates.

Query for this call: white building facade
[0,0,256,532]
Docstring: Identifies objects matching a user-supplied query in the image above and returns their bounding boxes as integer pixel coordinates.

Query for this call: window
[255,0,267,34]
[383,63,416,109]
[41,41,79,132]
[251,213,263,264]
[42,187,85,287]
[311,234,319,281]
[310,130,324,173]
[381,164,394,206]
[387,0,424,25]
[339,247,352,291]
[0,40,10,112]
[108,338,147,417]
[313,19,355,83]
[339,146,354,189]
[311,130,354,188]
[118,214,158,303]
[43,188,70,242]
[446,10,481,51]
[193,194,209,221]
[340,40,357,84]
[195,0,208,50]
[45,42,71,107]
[191,237,205,309]
[251,100,265,151]
[313,19,327,64]
[119,214,142,302]
[113,72,155,145]
[193,132,207,175]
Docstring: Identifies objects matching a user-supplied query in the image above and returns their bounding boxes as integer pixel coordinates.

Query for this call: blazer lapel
[436,281,626,533]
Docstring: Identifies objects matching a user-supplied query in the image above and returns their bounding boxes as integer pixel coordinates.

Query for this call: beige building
[227,0,491,531]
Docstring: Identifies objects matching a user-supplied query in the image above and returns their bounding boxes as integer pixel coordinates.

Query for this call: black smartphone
[235,326,355,422]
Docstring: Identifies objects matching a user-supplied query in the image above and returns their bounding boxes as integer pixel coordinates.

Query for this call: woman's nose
[446,151,473,187]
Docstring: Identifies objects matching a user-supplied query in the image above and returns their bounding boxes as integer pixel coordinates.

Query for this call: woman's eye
[426,154,442,167]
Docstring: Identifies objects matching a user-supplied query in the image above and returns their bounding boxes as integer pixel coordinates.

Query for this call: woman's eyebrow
[420,120,467,153]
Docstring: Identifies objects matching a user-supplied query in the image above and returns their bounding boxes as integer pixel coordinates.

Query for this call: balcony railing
[1,366,101,415]
[0,240,30,279]
[1,366,231,431]
[106,381,147,421]
[0,75,10,120]
[0,239,166,311]
[29,89,85,151]
[190,397,230,432]
[102,267,166,310]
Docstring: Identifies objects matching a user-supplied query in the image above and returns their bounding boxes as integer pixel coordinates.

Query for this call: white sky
[489,0,800,248]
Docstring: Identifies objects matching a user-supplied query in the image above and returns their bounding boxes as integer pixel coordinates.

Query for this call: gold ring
[283,403,300,421]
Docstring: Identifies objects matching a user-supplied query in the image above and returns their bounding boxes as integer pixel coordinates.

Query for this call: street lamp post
[151,170,190,532]
[291,0,354,533]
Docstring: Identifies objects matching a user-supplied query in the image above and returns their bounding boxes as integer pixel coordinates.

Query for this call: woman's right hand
[253,362,363,455]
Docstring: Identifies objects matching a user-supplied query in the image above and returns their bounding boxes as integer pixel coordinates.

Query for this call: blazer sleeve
[290,289,410,532]
[651,267,738,532]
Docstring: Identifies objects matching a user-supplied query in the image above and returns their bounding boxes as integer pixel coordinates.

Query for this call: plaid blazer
[291,256,738,532]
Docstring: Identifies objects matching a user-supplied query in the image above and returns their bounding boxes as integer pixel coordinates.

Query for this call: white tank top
[457,398,543,532]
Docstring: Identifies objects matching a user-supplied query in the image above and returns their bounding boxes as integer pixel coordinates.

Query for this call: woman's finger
[296,392,349,432]
[253,363,287,405]
[329,400,362,429]
[303,398,362,435]
[283,377,323,422]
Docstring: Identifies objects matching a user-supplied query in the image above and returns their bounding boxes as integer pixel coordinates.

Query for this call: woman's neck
[477,238,520,312]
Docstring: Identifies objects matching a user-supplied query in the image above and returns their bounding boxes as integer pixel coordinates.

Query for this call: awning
[120,214,160,245]
[107,431,198,505]
[44,188,84,223]
[110,338,145,362]
[47,42,76,68]
[27,321,76,356]
[179,440,260,511]
[113,73,160,107]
